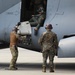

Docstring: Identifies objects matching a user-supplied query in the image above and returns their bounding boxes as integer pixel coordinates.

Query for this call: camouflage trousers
[42,50,55,68]
[9,45,18,68]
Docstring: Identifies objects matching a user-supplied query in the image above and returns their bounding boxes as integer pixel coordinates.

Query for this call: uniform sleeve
[38,14,46,24]
[29,16,38,26]
[38,32,46,46]
[36,14,46,29]
[53,34,58,49]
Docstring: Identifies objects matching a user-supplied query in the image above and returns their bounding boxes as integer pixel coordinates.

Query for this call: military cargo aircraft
[0,0,75,58]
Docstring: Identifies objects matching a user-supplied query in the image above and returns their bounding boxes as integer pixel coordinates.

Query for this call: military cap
[45,24,53,29]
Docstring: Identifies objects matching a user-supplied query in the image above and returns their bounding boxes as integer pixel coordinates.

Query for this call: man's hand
[34,27,38,31]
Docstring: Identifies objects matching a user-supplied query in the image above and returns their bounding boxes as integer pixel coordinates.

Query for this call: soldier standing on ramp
[38,24,58,72]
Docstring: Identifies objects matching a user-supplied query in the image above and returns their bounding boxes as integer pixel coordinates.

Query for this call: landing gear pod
[58,36,75,58]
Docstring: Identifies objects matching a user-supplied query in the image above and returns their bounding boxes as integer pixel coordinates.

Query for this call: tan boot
[50,67,54,72]
[9,66,18,70]
[42,66,46,72]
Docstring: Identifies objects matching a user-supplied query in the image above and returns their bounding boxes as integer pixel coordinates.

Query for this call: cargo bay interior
[20,0,47,23]
[20,0,32,22]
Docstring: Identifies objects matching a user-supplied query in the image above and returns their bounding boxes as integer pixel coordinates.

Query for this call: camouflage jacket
[29,13,46,27]
[38,31,58,52]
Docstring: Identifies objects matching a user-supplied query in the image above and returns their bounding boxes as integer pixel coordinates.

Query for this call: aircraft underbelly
[58,36,75,58]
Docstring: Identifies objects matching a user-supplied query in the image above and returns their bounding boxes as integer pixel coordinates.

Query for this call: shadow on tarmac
[0,63,75,71]
[0,43,9,49]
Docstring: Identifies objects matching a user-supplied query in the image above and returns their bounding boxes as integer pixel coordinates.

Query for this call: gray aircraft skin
[0,0,75,58]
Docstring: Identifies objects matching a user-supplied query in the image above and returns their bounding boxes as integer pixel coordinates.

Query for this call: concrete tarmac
[0,47,75,75]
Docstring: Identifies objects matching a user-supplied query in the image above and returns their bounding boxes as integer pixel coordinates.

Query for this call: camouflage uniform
[29,6,46,35]
[9,30,19,70]
[38,30,58,72]
[29,12,46,27]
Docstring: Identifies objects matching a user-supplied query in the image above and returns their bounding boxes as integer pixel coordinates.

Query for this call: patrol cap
[45,24,53,29]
